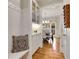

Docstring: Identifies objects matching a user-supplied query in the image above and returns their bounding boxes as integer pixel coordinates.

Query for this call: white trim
[8,2,21,11]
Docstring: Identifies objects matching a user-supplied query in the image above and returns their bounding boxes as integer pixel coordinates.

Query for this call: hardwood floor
[32,38,64,59]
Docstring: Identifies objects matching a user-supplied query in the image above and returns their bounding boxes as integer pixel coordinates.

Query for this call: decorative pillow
[12,35,29,53]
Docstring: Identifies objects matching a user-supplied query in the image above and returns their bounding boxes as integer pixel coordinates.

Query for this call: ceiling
[37,0,63,7]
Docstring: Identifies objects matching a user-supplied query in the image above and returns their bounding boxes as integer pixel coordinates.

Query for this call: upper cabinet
[36,7,40,24]
[63,4,70,28]
[32,0,41,24]
[32,1,36,23]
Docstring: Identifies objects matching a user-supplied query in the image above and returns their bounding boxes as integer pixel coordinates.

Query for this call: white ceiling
[40,3,63,19]
[37,0,63,7]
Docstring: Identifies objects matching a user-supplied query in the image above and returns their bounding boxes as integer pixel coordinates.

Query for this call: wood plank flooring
[32,38,64,59]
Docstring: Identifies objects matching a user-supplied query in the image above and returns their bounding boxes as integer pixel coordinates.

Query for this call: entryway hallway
[32,38,64,59]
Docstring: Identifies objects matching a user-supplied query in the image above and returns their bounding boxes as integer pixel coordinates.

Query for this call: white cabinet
[31,33,43,55]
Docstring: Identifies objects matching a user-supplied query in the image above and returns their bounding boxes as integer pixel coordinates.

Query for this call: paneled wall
[8,1,21,53]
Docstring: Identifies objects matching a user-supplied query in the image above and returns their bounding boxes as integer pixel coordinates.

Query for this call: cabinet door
[32,1,37,23]
[37,10,40,24]
[32,11,36,23]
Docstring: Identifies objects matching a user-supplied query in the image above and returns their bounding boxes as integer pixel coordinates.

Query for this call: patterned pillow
[12,35,29,53]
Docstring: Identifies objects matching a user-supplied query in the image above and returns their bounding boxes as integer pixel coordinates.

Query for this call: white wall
[8,1,21,53]
[8,0,32,51]
[54,16,60,37]
[66,28,70,59]
[63,0,70,5]
[8,0,32,59]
